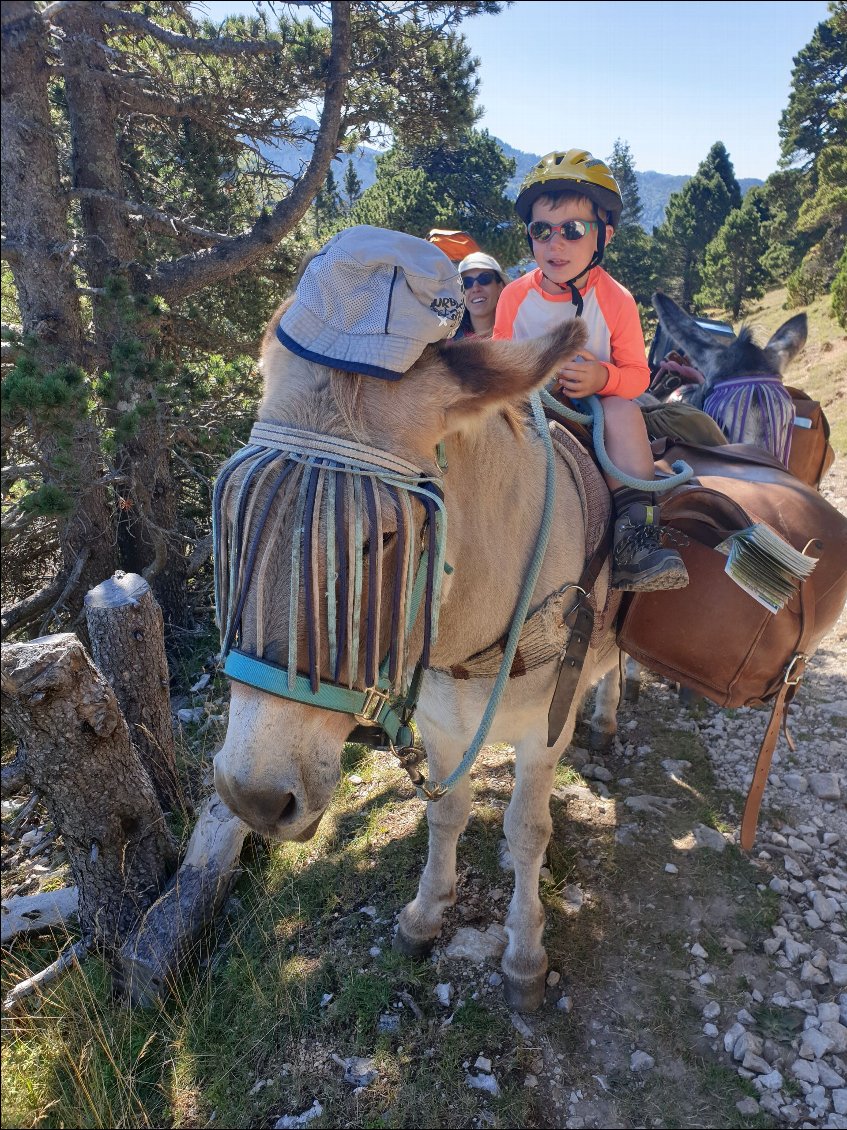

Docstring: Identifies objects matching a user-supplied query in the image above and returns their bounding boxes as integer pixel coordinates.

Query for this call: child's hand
[555,350,608,398]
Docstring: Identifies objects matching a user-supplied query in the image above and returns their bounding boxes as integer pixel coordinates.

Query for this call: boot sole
[612,562,690,593]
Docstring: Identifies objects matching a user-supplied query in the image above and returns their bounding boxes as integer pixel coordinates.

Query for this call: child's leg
[599,398,655,489]
[600,398,688,592]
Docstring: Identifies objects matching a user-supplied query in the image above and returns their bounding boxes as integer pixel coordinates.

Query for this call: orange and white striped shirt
[492,267,650,399]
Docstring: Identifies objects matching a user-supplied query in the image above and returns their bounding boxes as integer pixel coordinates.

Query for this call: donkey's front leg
[501,745,559,1012]
[395,730,471,958]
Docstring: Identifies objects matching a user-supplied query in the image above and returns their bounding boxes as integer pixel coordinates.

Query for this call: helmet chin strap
[540,258,596,317]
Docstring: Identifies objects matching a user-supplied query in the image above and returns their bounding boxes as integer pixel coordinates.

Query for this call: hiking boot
[611,501,689,592]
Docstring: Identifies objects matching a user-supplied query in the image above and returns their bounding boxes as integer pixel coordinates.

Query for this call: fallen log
[117,792,249,1007]
[3,940,89,1013]
[1,887,79,945]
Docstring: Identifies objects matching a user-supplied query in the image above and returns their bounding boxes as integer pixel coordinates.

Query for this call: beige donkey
[213,227,619,1011]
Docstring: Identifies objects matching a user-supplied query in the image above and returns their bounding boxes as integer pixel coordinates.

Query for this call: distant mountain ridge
[262,119,763,231]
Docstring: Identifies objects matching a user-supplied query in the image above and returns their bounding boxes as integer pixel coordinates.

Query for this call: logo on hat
[430,295,463,328]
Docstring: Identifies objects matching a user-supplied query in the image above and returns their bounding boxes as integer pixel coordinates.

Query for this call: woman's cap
[457,252,507,282]
[277,226,465,381]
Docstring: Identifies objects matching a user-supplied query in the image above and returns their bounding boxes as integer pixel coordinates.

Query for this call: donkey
[213,301,621,1012]
[649,292,808,458]
[588,293,810,747]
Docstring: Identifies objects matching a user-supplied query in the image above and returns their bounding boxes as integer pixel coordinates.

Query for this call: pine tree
[352,129,523,265]
[654,142,736,310]
[607,139,643,229]
[777,4,846,313]
[603,141,657,318]
[697,198,770,317]
[699,141,742,210]
[755,169,817,280]
[343,160,363,209]
[780,3,847,170]
[2,0,500,637]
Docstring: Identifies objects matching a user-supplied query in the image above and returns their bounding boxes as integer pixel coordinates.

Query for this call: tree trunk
[1,2,119,623]
[117,793,249,1006]
[84,572,182,811]
[59,5,189,625]
[1,634,178,952]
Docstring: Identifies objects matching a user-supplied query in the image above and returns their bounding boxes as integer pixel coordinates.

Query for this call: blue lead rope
[540,389,693,493]
[418,391,558,800]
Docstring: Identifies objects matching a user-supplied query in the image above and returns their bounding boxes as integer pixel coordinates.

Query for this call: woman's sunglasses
[527,219,600,243]
[461,271,500,289]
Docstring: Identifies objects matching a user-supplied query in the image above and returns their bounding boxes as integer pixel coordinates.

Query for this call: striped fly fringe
[212,423,446,695]
[703,375,796,465]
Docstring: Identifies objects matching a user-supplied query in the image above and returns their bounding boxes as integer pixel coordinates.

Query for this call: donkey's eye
[362,532,396,552]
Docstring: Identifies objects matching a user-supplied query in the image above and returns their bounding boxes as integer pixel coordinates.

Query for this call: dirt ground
[418,457,847,1130]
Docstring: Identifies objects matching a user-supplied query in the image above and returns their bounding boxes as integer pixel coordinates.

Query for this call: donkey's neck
[429,409,585,668]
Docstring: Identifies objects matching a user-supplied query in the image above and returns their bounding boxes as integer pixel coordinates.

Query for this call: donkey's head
[653,292,807,388]
[213,227,586,839]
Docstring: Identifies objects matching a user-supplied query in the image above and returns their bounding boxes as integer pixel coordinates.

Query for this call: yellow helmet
[515,149,622,228]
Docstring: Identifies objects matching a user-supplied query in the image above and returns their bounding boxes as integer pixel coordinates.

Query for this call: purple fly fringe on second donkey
[703,375,796,465]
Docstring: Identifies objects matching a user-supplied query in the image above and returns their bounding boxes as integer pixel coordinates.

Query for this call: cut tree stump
[84,572,181,810]
[1,633,178,952]
[118,792,249,1006]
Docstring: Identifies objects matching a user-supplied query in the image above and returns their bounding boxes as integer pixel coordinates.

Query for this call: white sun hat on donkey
[277,225,465,381]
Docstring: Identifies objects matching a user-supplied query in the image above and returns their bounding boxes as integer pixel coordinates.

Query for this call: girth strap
[547,532,611,747]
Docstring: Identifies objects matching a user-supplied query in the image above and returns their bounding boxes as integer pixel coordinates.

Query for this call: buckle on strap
[354,686,390,725]
[783,653,807,687]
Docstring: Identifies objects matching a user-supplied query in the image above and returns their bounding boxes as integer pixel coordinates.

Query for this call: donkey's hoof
[678,686,701,709]
[588,726,614,753]
[623,678,641,704]
[393,927,435,959]
[503,973,546,1013]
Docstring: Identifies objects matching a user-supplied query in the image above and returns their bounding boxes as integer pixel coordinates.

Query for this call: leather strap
[740,675,796,851]
[739,562,818,850]
[547,533,610,747]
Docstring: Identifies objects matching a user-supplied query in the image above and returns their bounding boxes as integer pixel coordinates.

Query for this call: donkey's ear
[762,313,807,374]
[652,292,730,370]
[436,320,588,420]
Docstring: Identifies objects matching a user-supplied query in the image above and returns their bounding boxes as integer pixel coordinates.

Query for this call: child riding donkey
[494,149,688,593]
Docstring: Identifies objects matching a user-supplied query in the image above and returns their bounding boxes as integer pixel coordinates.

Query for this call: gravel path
[684,463,846,1128]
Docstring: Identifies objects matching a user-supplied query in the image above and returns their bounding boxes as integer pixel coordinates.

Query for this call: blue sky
[191,1,829,179]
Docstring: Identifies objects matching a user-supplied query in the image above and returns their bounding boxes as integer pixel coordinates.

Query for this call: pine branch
[147,1,351,303]
[68,187,229,246]
[1,559,76,640]
[43,1,290,57]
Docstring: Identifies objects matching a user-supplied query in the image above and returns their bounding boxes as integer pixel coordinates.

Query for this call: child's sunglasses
[461,271,500,289]
[527,219,600,243]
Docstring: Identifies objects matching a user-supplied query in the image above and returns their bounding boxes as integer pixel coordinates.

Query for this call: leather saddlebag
[618,441,847,708]
[616,442,847,848]
[785,386,835,489]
